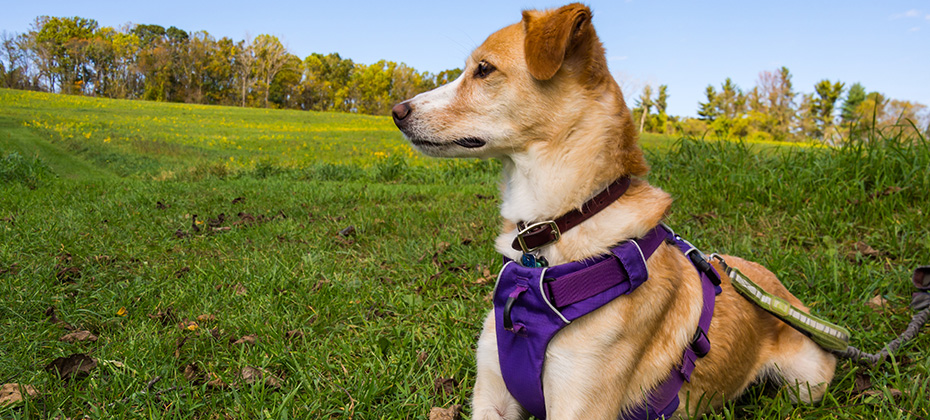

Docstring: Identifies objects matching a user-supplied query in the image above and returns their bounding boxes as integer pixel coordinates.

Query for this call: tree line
[0,16,462,115]
[2,16,927,141]
[633,67,929,143]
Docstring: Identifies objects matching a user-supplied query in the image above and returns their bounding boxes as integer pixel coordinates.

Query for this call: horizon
[2,1,928,118]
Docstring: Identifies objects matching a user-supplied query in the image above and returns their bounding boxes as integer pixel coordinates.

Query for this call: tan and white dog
[393,3,836,419]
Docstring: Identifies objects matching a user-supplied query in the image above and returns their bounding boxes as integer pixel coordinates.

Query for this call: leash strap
[718,257,851,352]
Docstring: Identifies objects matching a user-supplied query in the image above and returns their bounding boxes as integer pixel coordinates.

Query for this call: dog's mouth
[453,137,487,148]
[410,137,487,149]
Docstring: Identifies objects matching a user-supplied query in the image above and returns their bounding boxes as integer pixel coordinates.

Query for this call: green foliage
[373,154,408,182]
[6,15,461,117]
[1,90,929,419]
[841,82,867,125]
[0,150,51,188]
[697,85,719,121]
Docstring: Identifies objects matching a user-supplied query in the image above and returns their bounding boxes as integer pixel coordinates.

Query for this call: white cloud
[926,13,930,20]
[910,27,921,32]
[892,9,921,19]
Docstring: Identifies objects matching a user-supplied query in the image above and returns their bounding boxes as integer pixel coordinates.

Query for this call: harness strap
[495,225,720,420]
[624,237,719,419]
[544,226,667,308]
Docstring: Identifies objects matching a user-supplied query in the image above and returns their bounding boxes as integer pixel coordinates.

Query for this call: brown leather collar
[511,176,632,252]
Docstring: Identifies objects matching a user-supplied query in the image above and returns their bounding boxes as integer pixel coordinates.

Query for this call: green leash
[712,255,852,352]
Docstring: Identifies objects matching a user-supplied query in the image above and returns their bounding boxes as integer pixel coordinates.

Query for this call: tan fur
[393,3,835,419]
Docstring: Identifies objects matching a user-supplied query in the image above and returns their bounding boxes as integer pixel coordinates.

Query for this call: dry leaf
[232,334,257,345]
[691,212,719,223]
[45,306,75,331]
[0,383,39,407]
[55,266,81,283]
[116,307,127,317]
[183,363,204,383]
[866,294,889,311]
[429,405,462,420]
[240,366,282,388]
[197,314,217,323]
[433,377,457,396]
[45,353,96,382]
[147,308,177,326]
[59,331,98,343]
[854,372,872,394]
[175,336,189,359]
[206,372,227,389]
[233,283,247,296]
[861,387,904,400]
[847,241,884,261]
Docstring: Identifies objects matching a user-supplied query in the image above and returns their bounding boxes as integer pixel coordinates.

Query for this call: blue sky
[2,1,928,117]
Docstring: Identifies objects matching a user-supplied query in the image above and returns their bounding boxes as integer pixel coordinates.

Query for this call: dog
[392,3,836,419]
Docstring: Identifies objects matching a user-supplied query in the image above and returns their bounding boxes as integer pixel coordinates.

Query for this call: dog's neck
[494,93,672,265]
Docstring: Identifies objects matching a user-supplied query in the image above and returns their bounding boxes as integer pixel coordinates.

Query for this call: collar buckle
[516,220,561,254]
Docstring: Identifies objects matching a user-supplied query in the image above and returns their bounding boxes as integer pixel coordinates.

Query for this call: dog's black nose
[392,102,412,129]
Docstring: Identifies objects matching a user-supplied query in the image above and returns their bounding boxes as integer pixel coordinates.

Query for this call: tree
[300,52,354,111]
[234,37,257,107]
[133,23,172,101]
[1,31,33,89]
[756,67,795,140]
[885,99,927,138]
[635,84,653,133]
[390,62,430,106]
[349,60,395,115]
[716,78,745,119]
[853,91,887,136]
[840,83,866,126]
[268,53,302,108]
[31,16,99,93]
[252,34,289,107]
[435,68,463,85]
[796,93,818,138]
[655,84,668,115]
[203,36,237,105]
[697,85,718,121]
[809,79,844,139]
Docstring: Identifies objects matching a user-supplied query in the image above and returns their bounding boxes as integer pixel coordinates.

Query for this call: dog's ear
[522,3,593,81]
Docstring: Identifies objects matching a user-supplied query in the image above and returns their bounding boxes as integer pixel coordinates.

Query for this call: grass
[1,88,929,419]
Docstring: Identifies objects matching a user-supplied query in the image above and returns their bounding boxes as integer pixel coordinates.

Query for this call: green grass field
[1,88,929,419]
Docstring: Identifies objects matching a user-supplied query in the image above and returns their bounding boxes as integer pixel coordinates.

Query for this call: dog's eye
[474,60,496,79]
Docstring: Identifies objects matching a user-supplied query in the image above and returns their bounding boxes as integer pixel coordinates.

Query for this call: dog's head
[392,3,629,160]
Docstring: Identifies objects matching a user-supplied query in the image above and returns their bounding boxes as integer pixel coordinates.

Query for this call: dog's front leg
[472,311,529,420]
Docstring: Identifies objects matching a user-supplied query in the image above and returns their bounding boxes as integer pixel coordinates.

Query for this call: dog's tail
[835,266,930,366]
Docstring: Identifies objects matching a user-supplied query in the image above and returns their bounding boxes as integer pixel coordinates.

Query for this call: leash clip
[516,220,561,253]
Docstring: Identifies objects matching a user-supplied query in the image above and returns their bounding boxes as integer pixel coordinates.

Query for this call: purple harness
[494,225,721,419]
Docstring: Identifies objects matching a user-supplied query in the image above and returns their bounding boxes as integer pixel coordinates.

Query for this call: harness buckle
[690,327,711,358]
[516,220,561,254]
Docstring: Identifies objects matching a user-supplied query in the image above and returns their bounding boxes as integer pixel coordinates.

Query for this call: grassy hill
[1,88,929,419]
